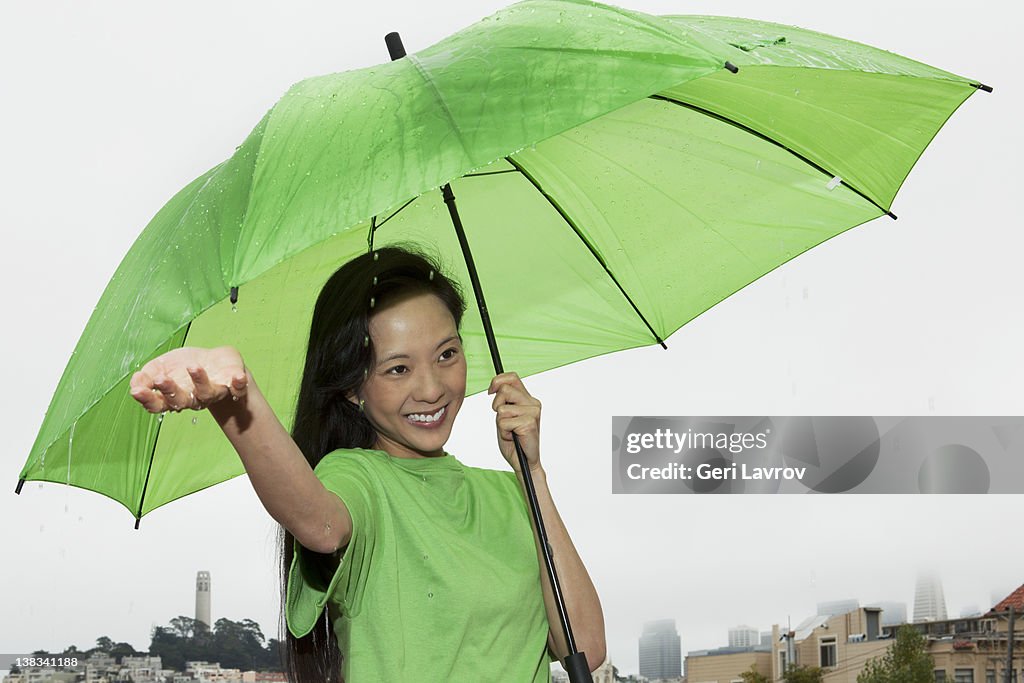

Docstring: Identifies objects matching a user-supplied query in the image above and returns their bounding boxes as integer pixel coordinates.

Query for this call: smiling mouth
[405,404,447,423]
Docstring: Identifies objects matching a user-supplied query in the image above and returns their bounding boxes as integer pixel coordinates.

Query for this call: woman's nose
[413,367,445,403]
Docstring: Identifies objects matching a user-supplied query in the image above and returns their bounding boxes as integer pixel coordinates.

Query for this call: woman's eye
[387,365,408,375]
[440,348,458,361]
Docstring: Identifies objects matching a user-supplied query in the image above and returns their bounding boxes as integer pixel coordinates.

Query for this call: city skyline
[4,573,1021,679]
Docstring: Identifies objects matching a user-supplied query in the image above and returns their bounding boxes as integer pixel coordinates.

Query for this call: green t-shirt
[286,448,555,682]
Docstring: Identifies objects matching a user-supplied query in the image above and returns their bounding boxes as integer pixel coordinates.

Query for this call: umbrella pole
[442,180,594,683]
[385,31,594,683]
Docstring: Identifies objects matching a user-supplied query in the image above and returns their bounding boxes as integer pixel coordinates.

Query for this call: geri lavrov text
[623,427,807,481]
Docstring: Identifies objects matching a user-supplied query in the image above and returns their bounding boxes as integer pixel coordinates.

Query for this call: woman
[128,245,605,682]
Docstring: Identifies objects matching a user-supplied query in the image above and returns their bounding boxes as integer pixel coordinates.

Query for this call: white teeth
[408,406,445,423]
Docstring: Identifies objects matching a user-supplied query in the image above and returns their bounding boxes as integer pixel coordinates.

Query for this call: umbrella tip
[972,82,993,93]
[724,61,739,74]
[134,517,141,530]
[886,211,898,220]
[15,478,25,494]
[385,32,407,61]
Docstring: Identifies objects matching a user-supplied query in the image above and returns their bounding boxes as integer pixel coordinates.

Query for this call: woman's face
[352,290,467,459]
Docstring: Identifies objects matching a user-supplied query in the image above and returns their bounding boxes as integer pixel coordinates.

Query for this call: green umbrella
[19,0,988,529]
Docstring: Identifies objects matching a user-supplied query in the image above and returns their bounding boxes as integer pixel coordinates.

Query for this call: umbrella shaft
[441,183,505,376]
[440,181,588,672]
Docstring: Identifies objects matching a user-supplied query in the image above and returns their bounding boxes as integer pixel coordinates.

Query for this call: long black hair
[279,244,466,683]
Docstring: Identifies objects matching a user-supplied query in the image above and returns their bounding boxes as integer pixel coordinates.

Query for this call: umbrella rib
[133,318,193,529]
[463,169,518,177]
[502,155,668,350]
[374,197,417,229]
[649,94,897,219]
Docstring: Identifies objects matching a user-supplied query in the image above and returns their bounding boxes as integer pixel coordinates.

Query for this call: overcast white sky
[1,0,1021,677]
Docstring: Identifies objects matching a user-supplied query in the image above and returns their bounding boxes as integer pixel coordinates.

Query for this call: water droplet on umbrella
[231,303,238,313]
[192,416,198,425]
[158,413,165,423]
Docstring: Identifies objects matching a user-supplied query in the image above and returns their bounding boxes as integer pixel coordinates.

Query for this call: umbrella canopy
[18,0,988,521]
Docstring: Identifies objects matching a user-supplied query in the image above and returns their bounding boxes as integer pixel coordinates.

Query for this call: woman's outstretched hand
[488,372,542,473]
[129,346,248,413]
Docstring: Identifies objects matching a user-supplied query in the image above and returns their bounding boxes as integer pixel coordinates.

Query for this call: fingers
[495,407,540,441]
[130,369,166,413]
[129,372,186,413]
[187,366,215,409]
[488,373,540,413]
[487,371,523,396]
[229,371,249,401]
[155,375,189,412]
[128,349,249,414]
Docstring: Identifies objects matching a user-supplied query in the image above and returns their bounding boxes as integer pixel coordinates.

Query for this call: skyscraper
[639,619,681,680]
[195,570,211,629]
[728,625,760,648]
[913,573,948,622]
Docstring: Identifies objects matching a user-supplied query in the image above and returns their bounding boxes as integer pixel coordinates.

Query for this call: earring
[359,399,365,413]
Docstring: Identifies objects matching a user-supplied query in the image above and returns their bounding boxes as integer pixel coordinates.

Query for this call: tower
[913,573,948,622]
[638,619,681,680]
[728,625,760,648]
[195,570,211,629]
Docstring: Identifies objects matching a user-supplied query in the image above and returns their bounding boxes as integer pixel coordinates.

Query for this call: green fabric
[19,0,986,517]
[286,448,553,682]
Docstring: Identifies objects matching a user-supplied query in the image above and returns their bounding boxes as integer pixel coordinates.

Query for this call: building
[914,572,949,622]
[671,581,1024,683]
[196,570,212,629]
[729,625,761,648]
[872,601,907,627]
[817,599,860,618]
[639,619,682,681]
[686,646,772,683]
[767,584,1024,682]
[771,607,889,681]
[922,585,1024,683]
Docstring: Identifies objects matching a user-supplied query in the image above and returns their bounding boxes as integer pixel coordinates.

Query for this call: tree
[857,625,934,683]
[739,663,771,683]
[783,665,825,683]
[169,616,199,639]
[108,640,141,661]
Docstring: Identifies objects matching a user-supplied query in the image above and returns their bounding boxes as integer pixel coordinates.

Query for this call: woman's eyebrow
[376,336,461,366]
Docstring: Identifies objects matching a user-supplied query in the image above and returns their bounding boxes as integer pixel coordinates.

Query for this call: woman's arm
[514,464,607,672]
[129,346,351,555]
[489,372,607,672]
